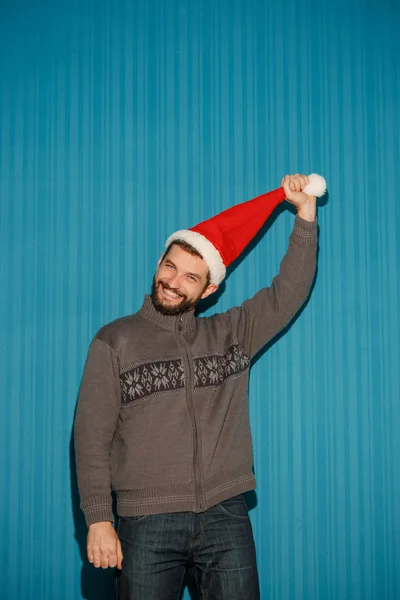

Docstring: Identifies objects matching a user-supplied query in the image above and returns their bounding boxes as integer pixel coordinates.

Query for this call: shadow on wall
[70,434,116,599]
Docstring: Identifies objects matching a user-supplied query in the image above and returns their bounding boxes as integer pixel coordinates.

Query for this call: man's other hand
[87,521,123,569]
[281,174,316,222]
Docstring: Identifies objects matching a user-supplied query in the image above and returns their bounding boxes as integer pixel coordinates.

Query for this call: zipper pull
[178,315,183,331]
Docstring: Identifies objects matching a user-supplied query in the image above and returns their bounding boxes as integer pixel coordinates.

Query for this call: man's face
[151,244,217,316]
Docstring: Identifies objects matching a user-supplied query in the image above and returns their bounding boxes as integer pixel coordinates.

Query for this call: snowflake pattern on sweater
[120,345,250,404]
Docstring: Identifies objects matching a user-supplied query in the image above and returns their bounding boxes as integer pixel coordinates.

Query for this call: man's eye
[188,276,196,282]
[166,264,174,269]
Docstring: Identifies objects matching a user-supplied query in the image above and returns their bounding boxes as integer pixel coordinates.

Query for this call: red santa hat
[165,173,326,285]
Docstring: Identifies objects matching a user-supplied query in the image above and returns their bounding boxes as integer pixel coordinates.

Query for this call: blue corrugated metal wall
[1,0,399,598]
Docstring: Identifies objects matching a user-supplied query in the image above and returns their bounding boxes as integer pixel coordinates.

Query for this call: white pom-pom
[303,173,327,197]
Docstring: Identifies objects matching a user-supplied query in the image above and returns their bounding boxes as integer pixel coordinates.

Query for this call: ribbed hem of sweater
[115,463,256,517]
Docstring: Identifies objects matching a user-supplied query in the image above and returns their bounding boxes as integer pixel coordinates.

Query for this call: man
[74,173,325,599]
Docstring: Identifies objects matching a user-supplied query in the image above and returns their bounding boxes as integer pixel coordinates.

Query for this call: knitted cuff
[290,215,318,246]
[81,495,115,527]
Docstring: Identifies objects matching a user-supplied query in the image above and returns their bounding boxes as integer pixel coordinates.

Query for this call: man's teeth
[163,287,180,299]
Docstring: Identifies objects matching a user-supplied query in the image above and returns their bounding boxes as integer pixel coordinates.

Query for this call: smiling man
[74,173,325,600]
[151,240,217,315]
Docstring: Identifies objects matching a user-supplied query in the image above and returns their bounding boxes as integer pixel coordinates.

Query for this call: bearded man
[74,173,325,599]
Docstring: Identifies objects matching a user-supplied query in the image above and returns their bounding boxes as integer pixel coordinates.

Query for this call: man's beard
[151,278,200,316]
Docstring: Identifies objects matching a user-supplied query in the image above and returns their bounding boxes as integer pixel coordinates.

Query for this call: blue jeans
[116,494,260,599]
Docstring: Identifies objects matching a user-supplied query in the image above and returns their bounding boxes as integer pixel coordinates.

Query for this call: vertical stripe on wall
[0,0,399,598]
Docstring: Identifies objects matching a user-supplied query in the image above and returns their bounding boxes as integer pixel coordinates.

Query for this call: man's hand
[87,521,123,570]
[281,174,317,222]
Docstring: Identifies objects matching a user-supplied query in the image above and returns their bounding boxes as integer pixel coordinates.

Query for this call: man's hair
[161,240,211,287]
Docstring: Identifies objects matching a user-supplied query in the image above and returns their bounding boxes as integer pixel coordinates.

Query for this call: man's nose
[167,273,182,290]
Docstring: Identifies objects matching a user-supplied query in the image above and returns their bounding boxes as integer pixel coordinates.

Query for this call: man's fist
[87,521,123,570]
[281,174,316,222]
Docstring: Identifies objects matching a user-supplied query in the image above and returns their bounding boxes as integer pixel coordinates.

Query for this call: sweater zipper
[178,315,203,512]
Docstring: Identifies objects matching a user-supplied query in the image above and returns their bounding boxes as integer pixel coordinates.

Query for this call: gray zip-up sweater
[74,216,318,526]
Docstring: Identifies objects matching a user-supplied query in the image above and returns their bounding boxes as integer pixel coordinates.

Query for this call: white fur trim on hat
[165,229,226,285]
[303,173,327,197]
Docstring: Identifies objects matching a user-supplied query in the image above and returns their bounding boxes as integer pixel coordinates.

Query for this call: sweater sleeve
[232,215,318,359]
[74,337,121,527]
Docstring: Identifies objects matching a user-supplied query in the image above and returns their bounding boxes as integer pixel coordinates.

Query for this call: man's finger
[107,547,118,569]
[292,176,301,192]
[283,183,292,199]
[117,540,124,570]
[298,175,308,189]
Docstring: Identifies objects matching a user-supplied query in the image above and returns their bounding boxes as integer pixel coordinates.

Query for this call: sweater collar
[138,295,197,332]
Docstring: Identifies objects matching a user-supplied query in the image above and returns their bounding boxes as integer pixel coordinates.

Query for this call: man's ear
[201,284,218,300]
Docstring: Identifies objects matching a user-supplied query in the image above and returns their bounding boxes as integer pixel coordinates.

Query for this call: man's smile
[158,282,185,302]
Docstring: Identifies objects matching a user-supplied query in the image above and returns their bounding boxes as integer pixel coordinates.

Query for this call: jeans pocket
[118,514,148,525]
[117,514,149,537]
[217,494,249,519]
